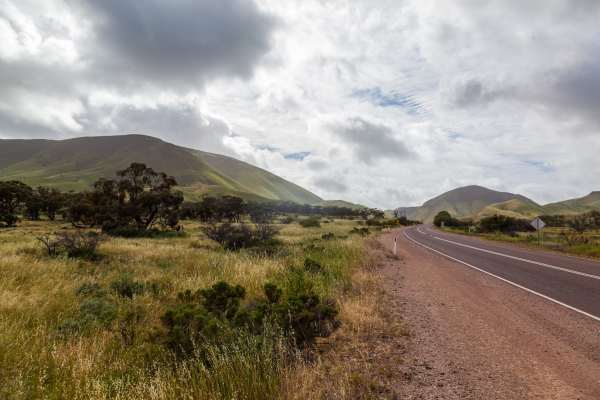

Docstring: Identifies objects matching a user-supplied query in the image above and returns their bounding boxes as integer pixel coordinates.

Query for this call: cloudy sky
[1,0,599,208]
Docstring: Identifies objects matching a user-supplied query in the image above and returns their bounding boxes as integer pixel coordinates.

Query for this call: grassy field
[442,226,600,259]
[0,218,384,399]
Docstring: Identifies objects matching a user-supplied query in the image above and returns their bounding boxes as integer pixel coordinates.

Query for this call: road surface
[378,227,600,399]
[405,225,600,322]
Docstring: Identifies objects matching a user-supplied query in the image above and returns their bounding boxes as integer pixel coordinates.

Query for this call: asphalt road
[404,225,600,323]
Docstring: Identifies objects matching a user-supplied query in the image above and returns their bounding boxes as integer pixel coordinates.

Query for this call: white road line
[403,228,600,323]
[417,228,600,280]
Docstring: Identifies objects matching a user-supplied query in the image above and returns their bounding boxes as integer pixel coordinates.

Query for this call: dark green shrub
[161,280,340,358]
[59,296,118,336]
[202,223,279,251]
[303,258,323,273]
[79,297,118,327]
[478,215,534,234]
[199,281,246,320]
[280,216,295,224]
[321,232,335,240]
[161,283,246,357]
[433,211,466,228]
[119,305,145,346]
[350,227,370,236]
[299,217,321,228]
[110,275,145,299]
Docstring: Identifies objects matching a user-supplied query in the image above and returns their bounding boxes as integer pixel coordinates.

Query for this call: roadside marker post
[393,237,397,256]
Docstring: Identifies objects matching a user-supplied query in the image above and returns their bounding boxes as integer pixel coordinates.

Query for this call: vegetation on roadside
[0,161,413,399]
[436,209,600,259]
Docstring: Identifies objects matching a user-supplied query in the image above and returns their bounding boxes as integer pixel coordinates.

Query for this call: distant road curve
[404,225,600,322]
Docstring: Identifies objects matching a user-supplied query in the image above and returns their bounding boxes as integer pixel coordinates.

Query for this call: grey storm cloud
[0,0,277,144]
[331,118,414,165]
[77,0,277,90]
[78,103,233,155]
[313,177,348,193]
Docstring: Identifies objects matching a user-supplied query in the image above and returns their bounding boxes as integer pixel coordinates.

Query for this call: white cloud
[1,0,600,208]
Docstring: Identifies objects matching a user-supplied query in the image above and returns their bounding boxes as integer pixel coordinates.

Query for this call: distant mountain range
[397,185,600,223]
[0,134,324,204]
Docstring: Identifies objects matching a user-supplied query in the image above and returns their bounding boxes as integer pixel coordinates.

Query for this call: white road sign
[530,217,546,230]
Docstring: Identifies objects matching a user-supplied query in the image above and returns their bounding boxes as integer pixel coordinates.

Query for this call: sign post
[530,217,546,246]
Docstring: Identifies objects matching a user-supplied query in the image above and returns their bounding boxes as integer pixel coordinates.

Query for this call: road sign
[530,217,546,231]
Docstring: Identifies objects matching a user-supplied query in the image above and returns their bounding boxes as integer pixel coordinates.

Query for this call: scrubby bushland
[478,214,535,234]
[65,163,183,236]
[110,275,146,299]
[59,285,118,335]
[299,217,321,228]
[36,230,104,259]
[433,211,467,228]
[201,223,280,251]
[350,227,370,236]
[0,180,32,227]
[161,280,339,359]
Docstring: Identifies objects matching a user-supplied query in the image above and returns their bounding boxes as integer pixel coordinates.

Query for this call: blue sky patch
[352,87,423,114]
[284,151,311,160]
[524,160,553,173]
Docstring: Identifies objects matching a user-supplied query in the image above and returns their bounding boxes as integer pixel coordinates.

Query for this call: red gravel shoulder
[378,228,600,399]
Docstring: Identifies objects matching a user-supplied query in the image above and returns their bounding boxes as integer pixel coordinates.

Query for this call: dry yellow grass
[0,218,378,399]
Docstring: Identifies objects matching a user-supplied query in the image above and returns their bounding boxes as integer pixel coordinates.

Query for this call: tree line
[0,162,384,234]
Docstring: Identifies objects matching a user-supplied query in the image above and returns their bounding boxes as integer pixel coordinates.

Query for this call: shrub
[280,216,295,224]
[199,281,246,320]
[76,282,105,298]
[478,215,534,234]
[303,258,323,273]
[202,223,279,251]
[350,227,370,236]
[59,296,118,336]
[321,232,335,240]
[299,217,321,228]
[36,230,104,260]
[110,275,146,299]
[161,280,340,358]
[433,211,466,228]
[162,282,248,356]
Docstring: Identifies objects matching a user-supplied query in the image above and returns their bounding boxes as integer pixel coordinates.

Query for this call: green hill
[315,200,366,210]
[543,192,600,215]
[397,186,600,223]
[0,134,322,204]
[399,185,528,223]
[477,197,546,220]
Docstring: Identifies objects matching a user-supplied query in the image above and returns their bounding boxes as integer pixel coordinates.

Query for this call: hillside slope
[478,197,546,220]
[0,135,322,204]
[398,185,535,223]
[543,192,600,215]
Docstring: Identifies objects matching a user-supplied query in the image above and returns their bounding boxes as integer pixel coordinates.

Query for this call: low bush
[76,282,105,297]
[202,223,280,251]
[303,258,323,273]
[161,280,339,359]
[110,275,146,299]
[350,227,370,236]
[280,216,295,224]
[321,232,335,240]
[299,217,321,228]
[478,215,534,234]
[59,296,118,336]
[36,230,104,260]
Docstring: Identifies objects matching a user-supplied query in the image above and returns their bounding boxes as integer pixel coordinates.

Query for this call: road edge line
[403,228,600,323]
[430,233,600,280]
